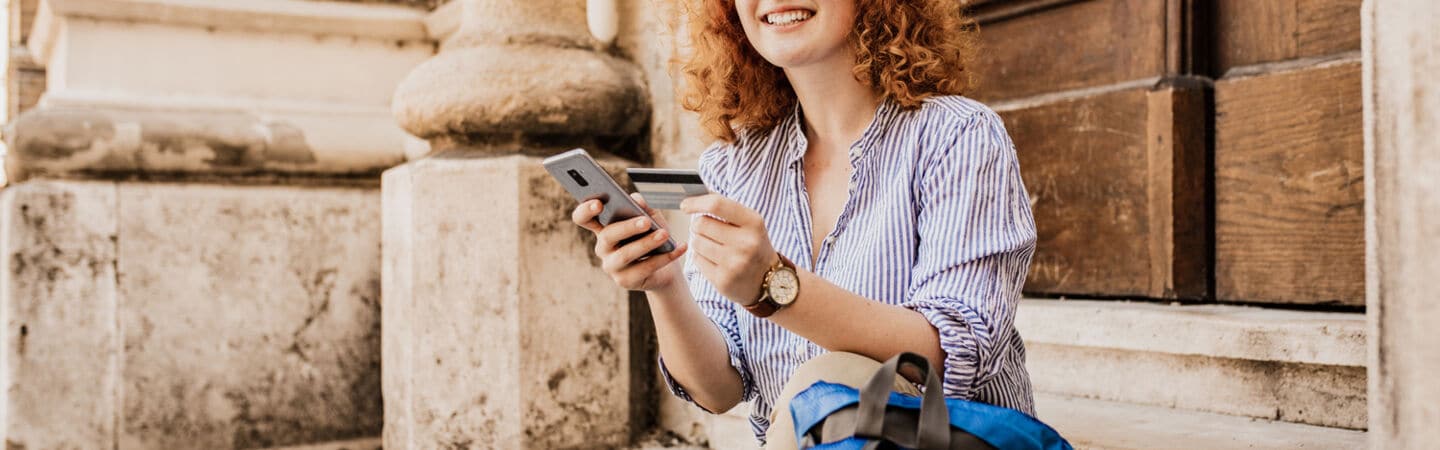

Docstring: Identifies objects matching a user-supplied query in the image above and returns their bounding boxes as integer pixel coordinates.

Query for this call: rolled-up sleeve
[658,143,757,410]
[902,110,1036,399]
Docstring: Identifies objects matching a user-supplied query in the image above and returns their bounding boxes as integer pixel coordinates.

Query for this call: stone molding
[391,0,648,149]
[391,44,648,141]
[29,0,427,63]
[4,105,413,181]
[421,0,461,41]
[10,0,435,181]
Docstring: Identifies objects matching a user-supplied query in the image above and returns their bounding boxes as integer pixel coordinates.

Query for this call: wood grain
[1002,83,1207,299]
[972,0,1167,102]
[1214,61,1363,305]
[1145,80,1209,299]
[1213,0,1361,74]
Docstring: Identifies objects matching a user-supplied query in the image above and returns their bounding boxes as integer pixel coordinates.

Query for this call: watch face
[768,269,799,305]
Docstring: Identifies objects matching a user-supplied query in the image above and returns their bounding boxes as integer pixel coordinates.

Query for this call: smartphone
[542,148,676,256]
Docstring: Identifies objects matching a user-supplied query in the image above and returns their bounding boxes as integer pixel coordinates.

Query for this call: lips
[762,8,814,26]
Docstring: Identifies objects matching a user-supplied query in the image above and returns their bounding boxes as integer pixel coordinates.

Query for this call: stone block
[382,157,416,450]
[1036,393,1366,450]
[1366,1,1440,447]
[115,183,382,449]
[13,0,431,181]
[1017,299,1365,366]
[382,153,636,448]
[1018,299,1366,430]
[0,180,119,450]
[1028,344,1366,429]
[704,407,756,450]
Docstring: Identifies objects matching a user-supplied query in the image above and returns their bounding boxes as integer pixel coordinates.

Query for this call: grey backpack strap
[854,353,952,450]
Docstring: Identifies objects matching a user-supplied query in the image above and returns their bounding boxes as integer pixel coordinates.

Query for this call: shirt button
[795,341,808,356]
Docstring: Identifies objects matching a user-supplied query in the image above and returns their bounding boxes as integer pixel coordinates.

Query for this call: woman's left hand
[680,194,782,305]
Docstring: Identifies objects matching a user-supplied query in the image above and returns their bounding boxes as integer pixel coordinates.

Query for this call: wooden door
[967,0,1364,306]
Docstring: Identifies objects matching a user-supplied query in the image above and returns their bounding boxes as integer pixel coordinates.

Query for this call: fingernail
[635,218,648,229]
[590,201,600,212]
[653,229,667,241]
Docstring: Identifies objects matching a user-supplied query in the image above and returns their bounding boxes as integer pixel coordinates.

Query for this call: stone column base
[382,152,637,448]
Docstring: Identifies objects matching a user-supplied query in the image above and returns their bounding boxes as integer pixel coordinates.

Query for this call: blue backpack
[789,353,1072,450]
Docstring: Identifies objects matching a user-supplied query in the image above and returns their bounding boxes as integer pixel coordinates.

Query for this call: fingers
[688,231,726,267]
[690,214,755,255]
[595,215,654,251]
[571,199,603,233]
[602,227,673,273]
[612,242,688,287]
[689,215,730,247]
[680,194,759,227]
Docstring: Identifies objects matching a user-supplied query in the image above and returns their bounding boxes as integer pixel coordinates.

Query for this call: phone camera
[567,169,589,187]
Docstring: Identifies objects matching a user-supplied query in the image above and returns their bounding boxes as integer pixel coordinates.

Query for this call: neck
[785,62,883,154]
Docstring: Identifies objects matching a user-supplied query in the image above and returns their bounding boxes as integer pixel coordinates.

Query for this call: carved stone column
[382,0,648,448]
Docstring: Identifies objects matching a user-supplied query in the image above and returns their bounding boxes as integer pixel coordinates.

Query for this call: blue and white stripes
[661,95,1037,443]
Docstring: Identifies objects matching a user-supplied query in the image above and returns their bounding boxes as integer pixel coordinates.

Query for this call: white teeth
[764,10,813,25]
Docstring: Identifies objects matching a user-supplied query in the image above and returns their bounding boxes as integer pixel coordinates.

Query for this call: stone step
[1036,393,1366,450]
[261,437,380,450]
[1017,299,1366,429]
[690,394,1368,449]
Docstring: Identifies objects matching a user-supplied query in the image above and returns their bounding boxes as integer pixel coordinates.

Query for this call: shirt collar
[780,96,901,168]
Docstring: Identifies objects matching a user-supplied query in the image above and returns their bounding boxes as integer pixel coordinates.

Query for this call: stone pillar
[383,0,648,448]
[2,1,432,448]
[1364,0,1440,448]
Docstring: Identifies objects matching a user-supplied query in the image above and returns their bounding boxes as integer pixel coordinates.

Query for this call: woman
[570,0,1036,447]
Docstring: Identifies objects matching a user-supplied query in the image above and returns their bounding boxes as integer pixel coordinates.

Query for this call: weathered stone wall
[1,180,384,449]
[1,181,118,450]
[1365,0,1440,448]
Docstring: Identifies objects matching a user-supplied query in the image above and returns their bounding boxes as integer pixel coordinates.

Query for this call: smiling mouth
[763,9,814,26]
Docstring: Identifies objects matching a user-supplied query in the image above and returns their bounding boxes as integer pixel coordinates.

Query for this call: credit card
[627,168,708,210]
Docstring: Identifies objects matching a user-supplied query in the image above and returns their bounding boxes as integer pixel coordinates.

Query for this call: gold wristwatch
[744,253,799,318]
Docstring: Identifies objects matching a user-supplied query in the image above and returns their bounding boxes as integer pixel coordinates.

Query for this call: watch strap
[743,295,781,318]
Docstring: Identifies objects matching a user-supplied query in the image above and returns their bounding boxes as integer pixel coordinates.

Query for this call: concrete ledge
[1036,393,1366,450]
[31,0,428,63]
[263,437,381,450]
[4,106,412,181]
[1017,299,1367,429]
[1017,299,1365,367]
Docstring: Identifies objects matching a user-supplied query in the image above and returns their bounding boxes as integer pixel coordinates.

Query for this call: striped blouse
[659,95,1037,444]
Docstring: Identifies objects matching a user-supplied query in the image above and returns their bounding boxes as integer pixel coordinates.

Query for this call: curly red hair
[679,0,980,142]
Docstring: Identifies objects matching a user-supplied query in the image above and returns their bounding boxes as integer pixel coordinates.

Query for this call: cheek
[732,4,761,47]
[737,16,760,43]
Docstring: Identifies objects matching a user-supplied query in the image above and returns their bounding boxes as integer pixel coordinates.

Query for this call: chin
[757,42,840,69]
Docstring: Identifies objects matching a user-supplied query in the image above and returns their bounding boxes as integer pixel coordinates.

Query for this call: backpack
[788,352,1072,450]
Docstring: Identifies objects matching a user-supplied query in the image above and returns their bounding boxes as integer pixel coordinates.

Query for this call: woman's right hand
[572,193,689,292]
